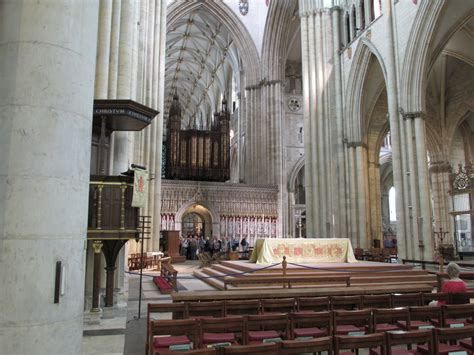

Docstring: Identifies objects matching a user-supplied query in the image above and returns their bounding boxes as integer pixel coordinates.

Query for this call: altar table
[249,238,358,264]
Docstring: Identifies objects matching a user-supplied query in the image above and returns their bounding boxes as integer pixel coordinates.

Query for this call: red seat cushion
[335,325,364,335]
[153,335,190,349]
[431,318,467,327]
[248,330,280,341]
[418,343,465,355]
[293,327,326,338]
[397,320,433,330]
[371,348,418,355]
[202,332,235,344]
[374,323,402,332]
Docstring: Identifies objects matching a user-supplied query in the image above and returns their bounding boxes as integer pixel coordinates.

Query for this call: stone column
[299,3,335,238]
[430,162,451,236]
[413,114,434,259]
[95,0,113,99]
[381,0,407,258]
[152,0,168,251]
[113,0,136,175]
[348,145,358,246]
[403,115,421,259]
[300,11,315,237]
[331,6,348,239]
[91,242,103,312]
[355,145,369,249]
[0,1,99,354]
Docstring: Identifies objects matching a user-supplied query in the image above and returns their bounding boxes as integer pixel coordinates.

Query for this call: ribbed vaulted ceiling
[165,8,239,128]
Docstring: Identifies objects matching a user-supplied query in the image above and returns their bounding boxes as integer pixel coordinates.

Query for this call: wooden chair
[149,319,200,355]
[367,248,383,262]
[186,301,225,319]
[224,299,260,316]
[391,293,422,308]
[436,303,474,328]
[333,309,372,336]
[146,303,187,355]
[418,325,474,355]
[331,295,362,310]
[398,306,441,330]
[296,296,330,312]
[383,329,433,355]
[354,248,364,260]
[334,333,386,355]
[421,292,449,306]
[155,349,220,355]
[199,316,245,348]
[361,294,392,309]
[289,311,331,340]
[449,293,471,305]
[382,248,392,263]
[260,297,295,314]
[222,343,280,354]
[244,313,289,344]
[280,336,333,355]
[372,307,410,332]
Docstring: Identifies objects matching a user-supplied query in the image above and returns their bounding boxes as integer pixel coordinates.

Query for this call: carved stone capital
[400,108,425,120]
[429,161,451,174]
[347,141,367,149]
[92,241,103,254]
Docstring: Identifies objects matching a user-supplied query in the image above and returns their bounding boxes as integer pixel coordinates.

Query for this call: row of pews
[193,261,437,291]
[147,300,474,354]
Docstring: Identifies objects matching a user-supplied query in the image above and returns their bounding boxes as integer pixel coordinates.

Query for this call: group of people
[179,234,249,260]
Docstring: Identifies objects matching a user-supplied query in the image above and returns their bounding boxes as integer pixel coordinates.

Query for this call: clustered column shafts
[381,0,407,258]
[299,2,337,239]
[331,6,348,240]
[300,11,314,237]
[93,0,167,253]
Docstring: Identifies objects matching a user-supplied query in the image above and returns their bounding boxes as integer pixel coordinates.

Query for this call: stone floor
[82,260,212,355]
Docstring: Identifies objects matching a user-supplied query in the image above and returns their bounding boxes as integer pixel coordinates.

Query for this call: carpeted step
[193,270,226,290]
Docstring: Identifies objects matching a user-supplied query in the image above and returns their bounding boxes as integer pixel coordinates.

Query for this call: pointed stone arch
[288,155,305,193]
[261,0,296,81]
[399,1,474,112]
[344,39,388,142]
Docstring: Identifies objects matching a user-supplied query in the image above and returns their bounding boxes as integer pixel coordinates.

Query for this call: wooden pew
[223,274,351,290]
[171,284,434,303]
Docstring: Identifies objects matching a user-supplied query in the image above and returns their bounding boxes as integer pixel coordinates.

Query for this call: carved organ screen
[165,95,230,182]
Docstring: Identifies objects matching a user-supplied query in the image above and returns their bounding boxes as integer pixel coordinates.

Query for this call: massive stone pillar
[299,2,335,238]
[0,1,99,353]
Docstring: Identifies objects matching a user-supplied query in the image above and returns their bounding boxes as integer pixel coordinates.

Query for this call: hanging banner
[131,168,149,208]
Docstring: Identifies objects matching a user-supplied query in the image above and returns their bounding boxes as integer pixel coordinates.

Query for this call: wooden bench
[153,261,178,293]
[171,284,434,303]
[223,274,351,290]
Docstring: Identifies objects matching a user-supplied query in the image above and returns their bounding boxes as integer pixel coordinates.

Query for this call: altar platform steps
[193,261,437,291]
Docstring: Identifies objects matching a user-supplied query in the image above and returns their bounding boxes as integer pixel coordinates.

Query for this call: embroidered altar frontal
[250,238,358,264]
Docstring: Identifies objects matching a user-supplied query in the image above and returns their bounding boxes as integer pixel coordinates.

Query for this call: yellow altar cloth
[249,238,358,264]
